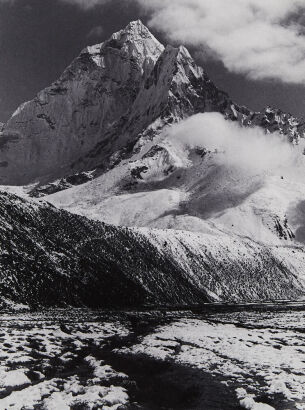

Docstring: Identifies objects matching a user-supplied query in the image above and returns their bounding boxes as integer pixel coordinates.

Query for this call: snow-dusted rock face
[0,21,164,184]
[246,106,305,143]
[1,20,303,186]
[1,191,305,308]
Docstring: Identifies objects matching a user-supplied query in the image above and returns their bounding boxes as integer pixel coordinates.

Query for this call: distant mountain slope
[1,191,305,309]
[0,191,206,308]
[45,110,305,247]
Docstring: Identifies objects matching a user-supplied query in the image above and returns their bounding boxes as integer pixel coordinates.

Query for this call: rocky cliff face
[1,21,304,186]
[1,191,305,309]
[0,21,163,184]
[246,106,305,143]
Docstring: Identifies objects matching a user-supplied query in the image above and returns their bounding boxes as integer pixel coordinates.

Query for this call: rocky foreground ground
[0,306,304,409]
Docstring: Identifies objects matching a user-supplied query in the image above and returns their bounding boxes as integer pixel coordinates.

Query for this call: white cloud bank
[136,0,305,84]
[168,112,303,175]
[5,0,305,85]
[54,0,305,84]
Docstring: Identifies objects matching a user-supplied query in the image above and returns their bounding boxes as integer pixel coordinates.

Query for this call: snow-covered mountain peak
[0,21,166,184]
[1,19,304,189]
[110,19,162,51]
[167,44,205,83]
[176,45,195,61]
[83,20,164,73]
[107,20,164,71]
[161,44,198,68]
[119,19,155,39]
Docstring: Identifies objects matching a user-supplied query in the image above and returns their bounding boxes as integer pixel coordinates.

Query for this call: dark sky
[0,0,305,122]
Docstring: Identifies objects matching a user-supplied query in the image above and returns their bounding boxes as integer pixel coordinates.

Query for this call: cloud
[60,0,109,9]
[87,25,104,39]
[135,0,305,84]
[5,0,305,85]
[167,112,304,175]
[0,0,111,8]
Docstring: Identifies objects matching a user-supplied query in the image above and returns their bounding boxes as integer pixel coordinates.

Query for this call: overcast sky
[1,0,305,121]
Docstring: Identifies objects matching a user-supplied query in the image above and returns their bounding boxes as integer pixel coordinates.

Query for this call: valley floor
[0,306,305,409]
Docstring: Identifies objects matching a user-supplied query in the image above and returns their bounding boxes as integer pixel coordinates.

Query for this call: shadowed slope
[1,191,305,309]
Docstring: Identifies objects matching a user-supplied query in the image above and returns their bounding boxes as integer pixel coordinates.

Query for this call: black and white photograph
[0,0,305,408]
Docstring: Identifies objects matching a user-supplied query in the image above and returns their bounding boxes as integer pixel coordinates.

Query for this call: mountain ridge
[1,20,304,187]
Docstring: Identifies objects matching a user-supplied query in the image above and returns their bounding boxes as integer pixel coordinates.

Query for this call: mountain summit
[0,21,163,184]
[1,20,303,185]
